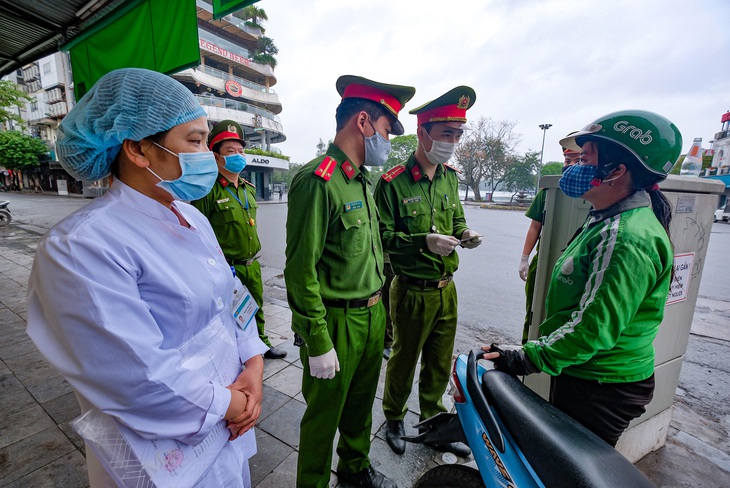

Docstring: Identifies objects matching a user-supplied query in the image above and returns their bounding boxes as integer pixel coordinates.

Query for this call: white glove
[519,254,529,281]
[309,348,340,379]
[460,229,483,249]
[425,234,460,256]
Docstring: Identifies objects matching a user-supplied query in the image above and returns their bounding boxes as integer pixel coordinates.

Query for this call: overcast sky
[261,0,729,165]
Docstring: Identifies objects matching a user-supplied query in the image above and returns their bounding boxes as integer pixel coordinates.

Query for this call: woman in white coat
[26,68,268,487]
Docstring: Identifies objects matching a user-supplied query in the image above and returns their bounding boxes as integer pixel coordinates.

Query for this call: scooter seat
[481,370,654,488]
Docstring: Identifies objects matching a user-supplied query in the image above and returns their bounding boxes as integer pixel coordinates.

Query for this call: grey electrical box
[524,174,724,461]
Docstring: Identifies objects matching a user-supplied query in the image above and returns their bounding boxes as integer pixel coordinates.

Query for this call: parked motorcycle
[0,201,11,226]
[405,349,655,488]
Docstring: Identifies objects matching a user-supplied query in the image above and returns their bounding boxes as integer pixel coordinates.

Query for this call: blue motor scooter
[404,349,655,487]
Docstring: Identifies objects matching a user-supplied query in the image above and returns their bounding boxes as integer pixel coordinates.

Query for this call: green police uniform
[285,75,414,488]
[375,155,467,421]
[286,144,385,487]
[522,188,546,343]
[191,175,270,347]
[192,119,274,350]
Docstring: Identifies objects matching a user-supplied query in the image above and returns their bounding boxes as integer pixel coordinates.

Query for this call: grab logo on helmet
[613,121,653,145]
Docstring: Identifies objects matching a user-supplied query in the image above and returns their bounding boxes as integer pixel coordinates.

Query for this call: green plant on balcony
[239,5,268,32]
[252,36,278,69]
[245,147,290,161]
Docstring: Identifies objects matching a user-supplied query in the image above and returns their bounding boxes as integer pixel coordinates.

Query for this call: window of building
[30,98,38,111]
[43,63,52,75]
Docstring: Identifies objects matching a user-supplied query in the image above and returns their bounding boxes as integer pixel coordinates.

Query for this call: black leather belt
[323,291,381,309]
[398,274,453,289]
[227,255,259,266]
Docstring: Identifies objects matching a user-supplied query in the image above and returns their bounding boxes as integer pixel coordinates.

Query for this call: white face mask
[421,129,457,165]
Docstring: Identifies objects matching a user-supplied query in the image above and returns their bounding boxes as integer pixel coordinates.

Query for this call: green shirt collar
[406,154,444,182]
[326,143,367,183]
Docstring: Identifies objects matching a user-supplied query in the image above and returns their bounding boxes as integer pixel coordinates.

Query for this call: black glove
[488,343,540,376]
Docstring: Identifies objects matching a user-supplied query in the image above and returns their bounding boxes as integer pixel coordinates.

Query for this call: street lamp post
[537,123,552,192]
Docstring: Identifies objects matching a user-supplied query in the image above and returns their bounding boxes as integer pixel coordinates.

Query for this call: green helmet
[559,110,682,180]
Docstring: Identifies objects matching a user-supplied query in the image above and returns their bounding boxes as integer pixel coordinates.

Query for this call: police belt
[398,274,453,289]
[227,255,260,267]
[322,291,381,309]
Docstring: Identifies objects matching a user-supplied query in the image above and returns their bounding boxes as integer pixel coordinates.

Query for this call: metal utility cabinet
[524,174,724,462]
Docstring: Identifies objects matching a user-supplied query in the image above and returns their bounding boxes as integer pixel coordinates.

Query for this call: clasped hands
[224,359,264,441]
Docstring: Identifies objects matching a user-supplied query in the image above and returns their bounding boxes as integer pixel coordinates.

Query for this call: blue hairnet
[57,68,207,181]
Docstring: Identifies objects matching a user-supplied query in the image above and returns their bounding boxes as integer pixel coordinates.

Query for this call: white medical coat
[27,181,269,487]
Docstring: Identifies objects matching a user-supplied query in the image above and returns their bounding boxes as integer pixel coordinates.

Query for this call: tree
[274,162,303,190]
[252,36,278,68]
[239,5,268,31]
[0,80,31,128]
[453,117,520,201]
[540,161,563,176]
[0,131,49,189]
[385,134,417,170]
[315,138,327,156]
[503,151,540,201]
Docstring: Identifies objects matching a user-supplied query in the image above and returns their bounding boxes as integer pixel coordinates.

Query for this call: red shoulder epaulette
[381,165,406,182]
[443,163,461,173]
[314,156,337,182]
[242,178,256,189]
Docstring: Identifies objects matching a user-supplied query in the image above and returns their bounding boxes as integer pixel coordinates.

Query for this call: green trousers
[297,302,385,488]
[234,260,271,348]
[383,277,458,422]
[382,260,395,349]
[522,253,539,344]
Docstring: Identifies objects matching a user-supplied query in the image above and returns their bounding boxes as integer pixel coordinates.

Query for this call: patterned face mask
[559,164,597,198]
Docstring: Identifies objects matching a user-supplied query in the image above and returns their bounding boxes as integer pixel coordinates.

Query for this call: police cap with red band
[336,75,415,135]
[208,119,247,151]
[409,86,476,127]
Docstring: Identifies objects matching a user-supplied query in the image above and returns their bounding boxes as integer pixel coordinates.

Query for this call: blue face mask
[559,164,597,198]
[223,153,247,173]
[148,141,218,201]
[363,121,391,167]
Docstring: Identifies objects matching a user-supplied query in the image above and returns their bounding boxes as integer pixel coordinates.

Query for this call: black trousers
[550,373,655,446]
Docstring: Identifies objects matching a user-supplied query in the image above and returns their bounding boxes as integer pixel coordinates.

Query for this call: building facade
[3,52,74,193]
[173,1,288,200]
[7,1,287,200]
[700,112,730,207]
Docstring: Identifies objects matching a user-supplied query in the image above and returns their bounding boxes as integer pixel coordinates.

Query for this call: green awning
[61,0,200,99]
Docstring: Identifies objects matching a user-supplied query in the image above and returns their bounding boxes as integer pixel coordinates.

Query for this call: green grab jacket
[523,191,673,383]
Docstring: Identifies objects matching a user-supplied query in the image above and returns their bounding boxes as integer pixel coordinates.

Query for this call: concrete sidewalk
[1,221,729,487]
[0,223,438,487]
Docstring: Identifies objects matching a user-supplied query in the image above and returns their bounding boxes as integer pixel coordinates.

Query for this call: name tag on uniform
[231,277,259,331]
[344,200,363,212]
[216,198,230,204]
[402,196,421,205]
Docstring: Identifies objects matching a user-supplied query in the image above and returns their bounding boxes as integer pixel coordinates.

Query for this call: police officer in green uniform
[285,76,414,488]
[192,120,287,359]
[518,143,581,343]
[375,87,481,457]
